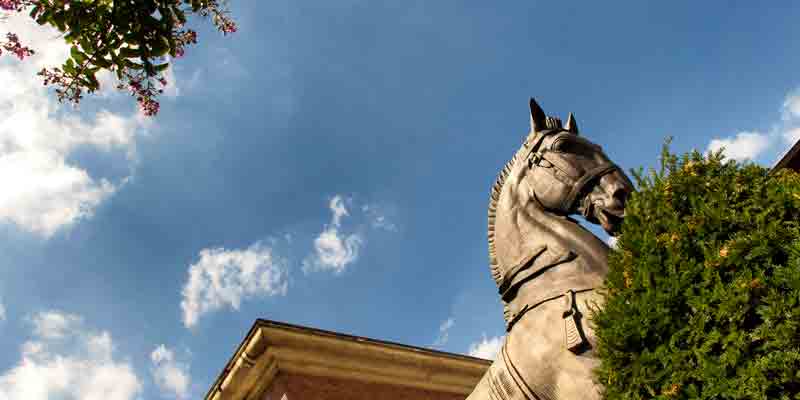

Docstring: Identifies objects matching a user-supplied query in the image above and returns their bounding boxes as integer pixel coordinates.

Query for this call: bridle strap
[525,130,622,213]
[560,162,621,211]
[522,129,558,162]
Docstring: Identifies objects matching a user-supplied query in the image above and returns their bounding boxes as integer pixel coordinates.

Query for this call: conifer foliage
[594,143,800,399]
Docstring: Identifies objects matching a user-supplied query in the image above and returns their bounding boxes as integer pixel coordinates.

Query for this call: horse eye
[553,139,575,152]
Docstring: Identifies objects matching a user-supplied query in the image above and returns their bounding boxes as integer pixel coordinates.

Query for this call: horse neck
[490,158,612,297]
[522,201,611,275]
[494,174,612,299]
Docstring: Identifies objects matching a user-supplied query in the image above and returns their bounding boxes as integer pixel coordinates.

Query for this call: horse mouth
[595,206,624,236]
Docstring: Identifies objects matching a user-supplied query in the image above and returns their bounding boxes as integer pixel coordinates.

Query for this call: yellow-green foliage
[594,142,800,399]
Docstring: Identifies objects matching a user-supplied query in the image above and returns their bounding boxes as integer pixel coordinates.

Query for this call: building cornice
[205,319,491,400]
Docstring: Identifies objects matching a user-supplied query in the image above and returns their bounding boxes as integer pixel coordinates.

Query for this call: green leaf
[94,57,113,68]
[70,46,86,64]
[52,12,67,31]
[150,39,169,57]
[123,33,139,45]
[173,8,187,25]
[79,37,95,53]
[35,10,51,25]
[85,72,100,91]
[63,59,76,75]
[29,5,41,19]
[153,62,170,72]
[119,47,140,59]
[125,60,144,70]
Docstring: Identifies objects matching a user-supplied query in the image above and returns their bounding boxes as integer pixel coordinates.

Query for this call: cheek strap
[560,163,620,212]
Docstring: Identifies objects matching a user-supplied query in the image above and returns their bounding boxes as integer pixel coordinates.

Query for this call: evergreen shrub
[594,144,800,399]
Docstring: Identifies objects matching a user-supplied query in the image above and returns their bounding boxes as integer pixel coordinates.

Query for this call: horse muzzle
[595,204,625,236]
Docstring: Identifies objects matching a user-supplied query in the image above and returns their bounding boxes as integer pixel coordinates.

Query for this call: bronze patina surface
[466,99,633,400]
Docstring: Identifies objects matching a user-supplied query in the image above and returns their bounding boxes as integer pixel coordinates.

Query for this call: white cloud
[181,242,288,328]
[150,344,190,399]
[361,203,398,232]
[467,335,505,360]
[303,195,364,274]
[782,91,800,121]
[0,310,141,400]
[706,131,771,162]
[30,311,82,340]
[781,90,800,147]
[703,88,800,166]
[303,229,362,274]
[0,13,143,237]
[784,127,800,144]
[0,301,5,322]
[771,89,800,165]
[329,195,349,227]
[161,63,180,98]
[432,317,455,347]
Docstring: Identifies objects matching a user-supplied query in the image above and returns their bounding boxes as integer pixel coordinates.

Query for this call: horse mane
[487,130,541,287]
[487,155,523,287]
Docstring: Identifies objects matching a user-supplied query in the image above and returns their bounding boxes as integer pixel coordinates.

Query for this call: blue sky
[2,1,800,399]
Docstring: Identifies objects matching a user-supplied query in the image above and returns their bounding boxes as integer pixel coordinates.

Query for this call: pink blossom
[0,0,24,11]
[221,21,237,34]
[1,32,34,60]
[139,97,160,116]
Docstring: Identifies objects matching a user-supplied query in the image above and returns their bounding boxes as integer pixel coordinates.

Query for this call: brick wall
[262,372,467,400]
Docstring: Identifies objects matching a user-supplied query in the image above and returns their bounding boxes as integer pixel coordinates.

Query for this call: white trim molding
[205,319,491,400]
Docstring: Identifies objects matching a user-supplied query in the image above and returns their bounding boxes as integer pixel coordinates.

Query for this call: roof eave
[204,319,491,400]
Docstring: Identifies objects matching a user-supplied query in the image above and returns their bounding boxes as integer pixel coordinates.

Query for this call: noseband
[523,129,622,214]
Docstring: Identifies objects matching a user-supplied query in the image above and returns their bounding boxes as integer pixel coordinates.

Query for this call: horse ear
[529,98,546,132]
[565,112,579,135]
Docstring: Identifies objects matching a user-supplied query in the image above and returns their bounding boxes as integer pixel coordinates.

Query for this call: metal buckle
[529,152,542,166]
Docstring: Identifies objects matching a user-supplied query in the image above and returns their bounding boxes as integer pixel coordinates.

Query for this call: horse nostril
[609,188,623,203]
[602,174,630,207]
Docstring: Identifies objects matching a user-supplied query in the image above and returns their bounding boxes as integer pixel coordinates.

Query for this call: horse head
[515,98,633,236]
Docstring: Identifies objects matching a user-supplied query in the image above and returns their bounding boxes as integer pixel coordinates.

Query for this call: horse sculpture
[466,99,634,400]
